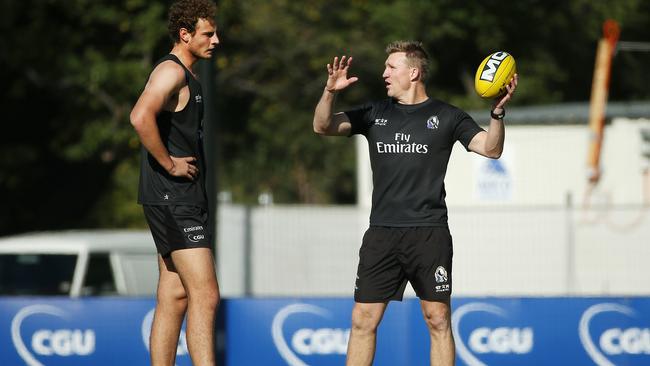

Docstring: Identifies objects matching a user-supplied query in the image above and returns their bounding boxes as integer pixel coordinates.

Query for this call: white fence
[217,117,650,298]
[216,203,650,298]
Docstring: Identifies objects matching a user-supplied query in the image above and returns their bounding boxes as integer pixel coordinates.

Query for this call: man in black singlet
[313,41,518,366]
[130,1,219,365]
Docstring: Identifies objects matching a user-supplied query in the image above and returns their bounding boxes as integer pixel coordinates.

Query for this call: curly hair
[385,40,430,81]
[168,0,217,42]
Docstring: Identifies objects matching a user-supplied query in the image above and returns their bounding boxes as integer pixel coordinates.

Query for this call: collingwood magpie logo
[374,118,388,126]
[435,266,448,283]
[434,266,450,293]
[195,95,203,103]
[426,115,439,130]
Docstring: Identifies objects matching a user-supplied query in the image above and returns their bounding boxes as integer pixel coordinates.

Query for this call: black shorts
[354,226,453,303]
[142,205,211,257]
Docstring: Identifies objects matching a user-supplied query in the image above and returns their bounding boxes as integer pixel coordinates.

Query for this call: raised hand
[326,56,359,93]
[494,73,518,110]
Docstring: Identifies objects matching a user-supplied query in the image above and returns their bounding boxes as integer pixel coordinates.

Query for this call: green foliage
[213,0,650,206]
[1,0,649,234]
[0,0,169,233]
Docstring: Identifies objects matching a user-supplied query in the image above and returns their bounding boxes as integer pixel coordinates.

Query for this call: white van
[0,230,159,297]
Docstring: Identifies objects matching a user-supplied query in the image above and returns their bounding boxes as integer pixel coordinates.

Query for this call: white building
[217,103,650,298]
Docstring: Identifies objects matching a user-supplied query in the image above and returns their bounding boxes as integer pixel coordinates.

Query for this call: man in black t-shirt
[313,41,518,366]
[130,1,220,364]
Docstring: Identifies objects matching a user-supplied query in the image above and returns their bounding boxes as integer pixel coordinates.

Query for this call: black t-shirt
[137,54,208,208]
[346,98,483,227]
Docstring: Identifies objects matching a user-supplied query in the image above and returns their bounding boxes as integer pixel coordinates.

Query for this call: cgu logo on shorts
[11,304,96,366]
[271,303,349,366]
[452,302,534,366]
[579,303,650,366]
[184,225,205,242]
[187,234,205,243]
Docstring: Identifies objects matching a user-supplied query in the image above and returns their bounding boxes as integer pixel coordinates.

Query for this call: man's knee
[187,282,220,311]
[351,305,384,334]
[157,281,188,311]
[422,302,451,333]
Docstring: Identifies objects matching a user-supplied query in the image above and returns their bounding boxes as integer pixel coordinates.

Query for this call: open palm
[326,56,359,93]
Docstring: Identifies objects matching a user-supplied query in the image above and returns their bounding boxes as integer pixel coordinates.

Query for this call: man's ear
[179,28,191,43]
[410,67,421,82]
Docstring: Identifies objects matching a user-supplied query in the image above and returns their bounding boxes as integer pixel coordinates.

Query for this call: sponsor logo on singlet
[376,133,429,154]
[374,118,388,126]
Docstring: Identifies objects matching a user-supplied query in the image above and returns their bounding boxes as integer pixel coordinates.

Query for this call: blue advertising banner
[0,297,192,366]
[1,296,649,365]
[223,297,650,366]
[452,298,650,366]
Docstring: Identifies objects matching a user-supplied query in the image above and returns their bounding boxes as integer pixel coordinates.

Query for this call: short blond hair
[385,40,430,80]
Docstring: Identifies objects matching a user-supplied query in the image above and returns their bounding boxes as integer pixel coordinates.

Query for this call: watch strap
[491,109,506,119]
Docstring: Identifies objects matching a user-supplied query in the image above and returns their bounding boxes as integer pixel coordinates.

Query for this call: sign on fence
[1,297,649,365]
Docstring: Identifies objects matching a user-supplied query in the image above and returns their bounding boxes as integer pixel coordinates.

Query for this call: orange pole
[587,20,620,184]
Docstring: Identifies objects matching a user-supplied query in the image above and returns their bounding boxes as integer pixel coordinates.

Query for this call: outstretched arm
[313,56,359,136]
[468,74,519,158]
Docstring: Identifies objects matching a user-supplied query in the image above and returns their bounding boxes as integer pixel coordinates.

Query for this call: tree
[1,0,648,235]
[0,0,170,234]
[213,0,650,204]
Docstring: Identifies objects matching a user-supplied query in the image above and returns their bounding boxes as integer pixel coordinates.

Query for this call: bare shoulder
[145,60,186,94]
[131,60,187,116]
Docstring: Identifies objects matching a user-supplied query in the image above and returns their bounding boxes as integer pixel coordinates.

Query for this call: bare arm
[130,61,198,180]
[468,74,519,158]
[313,56,358,136]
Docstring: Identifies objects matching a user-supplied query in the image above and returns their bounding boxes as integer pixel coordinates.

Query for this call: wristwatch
[491,108,505,120]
